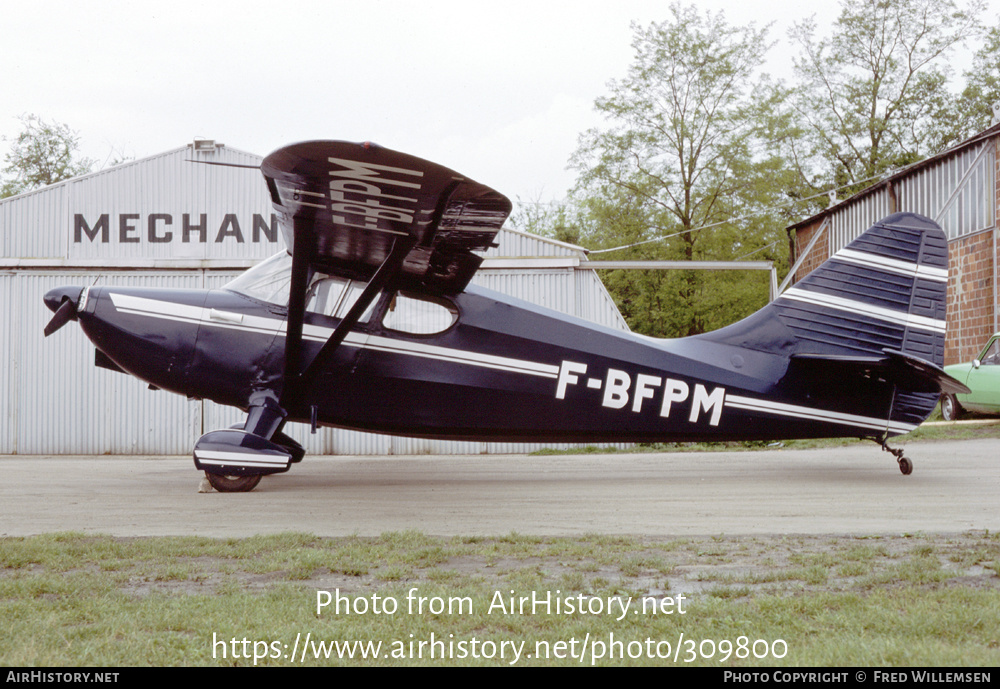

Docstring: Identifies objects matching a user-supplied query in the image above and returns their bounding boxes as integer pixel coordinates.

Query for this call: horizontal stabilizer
[789,350,969,395]
[882,349,970,396]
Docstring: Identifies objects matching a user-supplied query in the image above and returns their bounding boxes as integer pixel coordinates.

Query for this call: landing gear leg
[879,438,913,475]
[194,393,295,492]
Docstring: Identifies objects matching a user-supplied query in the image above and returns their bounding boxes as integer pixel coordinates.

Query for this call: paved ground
[1,439,997,537]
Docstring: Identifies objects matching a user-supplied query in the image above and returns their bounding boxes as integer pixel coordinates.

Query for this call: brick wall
[792,220,830,283]
[931,135,999,364]
[946,231,995,364]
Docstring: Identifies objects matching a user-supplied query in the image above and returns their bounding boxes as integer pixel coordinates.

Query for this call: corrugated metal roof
[483,227,588,259]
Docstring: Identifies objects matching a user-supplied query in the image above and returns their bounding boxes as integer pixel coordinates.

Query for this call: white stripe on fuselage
[108,292,560,379]
[725,395,916,434]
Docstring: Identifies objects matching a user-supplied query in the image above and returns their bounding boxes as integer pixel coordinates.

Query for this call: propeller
[43,287,84,337]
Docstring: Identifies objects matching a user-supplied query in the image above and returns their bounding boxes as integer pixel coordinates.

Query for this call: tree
[569,3,794,337]
[1,114,96,198]
[510,195,581,246]
[786,0,984,196]
[933,21,1000,149]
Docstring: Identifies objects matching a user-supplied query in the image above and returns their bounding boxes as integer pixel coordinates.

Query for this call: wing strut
[281,232,417,409]
[306,233,416,378]
[281,215,315,400]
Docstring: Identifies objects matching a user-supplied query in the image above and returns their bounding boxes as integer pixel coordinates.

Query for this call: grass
[1,531,998,666]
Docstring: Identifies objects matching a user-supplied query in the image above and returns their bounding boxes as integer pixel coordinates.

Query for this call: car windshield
[980,339,1000,365]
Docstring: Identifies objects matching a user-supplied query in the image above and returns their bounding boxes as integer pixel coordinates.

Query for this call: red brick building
[787,123,1000,365]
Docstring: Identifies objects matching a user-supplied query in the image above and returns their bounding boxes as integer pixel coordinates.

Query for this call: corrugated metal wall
[0,273,13,454]
[829,140,996,253]
[14,271,206,454]
[2,143,631,455]
[897,142,995,240]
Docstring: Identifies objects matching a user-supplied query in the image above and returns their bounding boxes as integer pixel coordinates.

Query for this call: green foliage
[936,21,1000,149]
[510,196,581,246]
[556,0,996,339]
[1,114,96,198]
[566,2,795,337]
[786,0,986,196]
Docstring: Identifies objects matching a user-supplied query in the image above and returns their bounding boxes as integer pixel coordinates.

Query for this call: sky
[2,0,997,212]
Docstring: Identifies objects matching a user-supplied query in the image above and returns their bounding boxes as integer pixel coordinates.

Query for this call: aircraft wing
[260,141,511,405]
[260,140,511,295]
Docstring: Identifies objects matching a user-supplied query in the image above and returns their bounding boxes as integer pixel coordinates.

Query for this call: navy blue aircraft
[43,141,968,491]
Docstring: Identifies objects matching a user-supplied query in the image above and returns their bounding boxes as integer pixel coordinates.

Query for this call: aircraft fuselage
[57,280,913,446]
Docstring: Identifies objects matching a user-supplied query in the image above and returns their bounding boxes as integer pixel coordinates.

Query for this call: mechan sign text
[74,213,279,244]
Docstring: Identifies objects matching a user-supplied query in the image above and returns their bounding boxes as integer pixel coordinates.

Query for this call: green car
[942,333,1000,420]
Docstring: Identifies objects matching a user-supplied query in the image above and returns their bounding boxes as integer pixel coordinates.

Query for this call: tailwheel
[205,472,262,493]
[879,437,913,476]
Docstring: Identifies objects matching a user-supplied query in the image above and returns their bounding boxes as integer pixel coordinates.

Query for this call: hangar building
[1,141,628,455]
[788,122,1000,366]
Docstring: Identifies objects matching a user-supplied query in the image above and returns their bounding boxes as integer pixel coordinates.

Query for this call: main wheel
[205,472,262,493]
[940,394,961,421]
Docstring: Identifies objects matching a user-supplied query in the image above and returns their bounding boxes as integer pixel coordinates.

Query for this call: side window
[382,292,458,335]
[981,339,1000,365]
[306,276,378,323]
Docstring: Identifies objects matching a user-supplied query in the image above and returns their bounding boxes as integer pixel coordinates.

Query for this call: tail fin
[705,212,953,433]
[777,212,948,364]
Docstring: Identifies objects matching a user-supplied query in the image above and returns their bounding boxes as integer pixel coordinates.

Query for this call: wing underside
[260,140,511,295]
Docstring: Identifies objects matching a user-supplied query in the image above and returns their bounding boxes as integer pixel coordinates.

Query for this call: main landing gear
[194,396,306,493]
[879,438,913,475]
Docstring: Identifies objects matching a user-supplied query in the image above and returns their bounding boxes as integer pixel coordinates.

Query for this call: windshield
[225,253,455,334]
[224,251,292,305]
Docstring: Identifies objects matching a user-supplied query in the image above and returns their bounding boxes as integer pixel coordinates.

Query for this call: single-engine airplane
[43,140,969,491]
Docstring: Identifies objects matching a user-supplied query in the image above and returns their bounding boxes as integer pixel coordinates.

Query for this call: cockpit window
[306,275,377,322]
[382,292,458,335]
[224,252,292,305]
[225,251,377,322]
